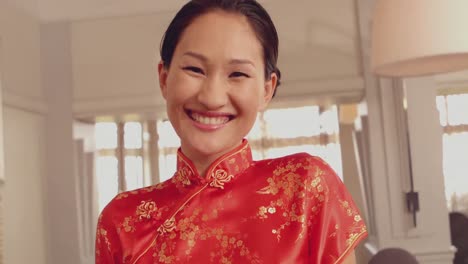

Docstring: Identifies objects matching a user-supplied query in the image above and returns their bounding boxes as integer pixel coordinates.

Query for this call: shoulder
[98,181,170,225]
[257,152,331,165]
[255,152,336,178]
[253,153,340,197]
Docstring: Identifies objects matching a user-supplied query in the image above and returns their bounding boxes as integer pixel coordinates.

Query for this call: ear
[158,61,169,100]
[258,72,277,111]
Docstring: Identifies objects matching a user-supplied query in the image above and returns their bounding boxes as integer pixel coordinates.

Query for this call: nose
[197,75,228,110]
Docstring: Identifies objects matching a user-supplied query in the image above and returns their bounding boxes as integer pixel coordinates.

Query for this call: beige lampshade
[371,0,468,77]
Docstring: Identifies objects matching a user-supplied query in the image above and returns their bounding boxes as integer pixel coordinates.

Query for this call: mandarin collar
[174,139,253,188]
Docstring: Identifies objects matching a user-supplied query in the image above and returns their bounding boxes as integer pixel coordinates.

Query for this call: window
[157,105,343,180]
[95,123,118,212]
[157,120,180,182]
[253,106,343,178]
[95,105,344,212]
[95,122,146,212]
[436,92,468,214]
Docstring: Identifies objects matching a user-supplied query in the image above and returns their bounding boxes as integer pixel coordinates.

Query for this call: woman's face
[158,10,277,163]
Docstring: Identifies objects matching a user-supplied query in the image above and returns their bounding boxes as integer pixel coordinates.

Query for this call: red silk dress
[96,140,367,264]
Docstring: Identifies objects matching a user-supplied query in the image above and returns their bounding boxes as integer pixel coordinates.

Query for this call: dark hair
[160,0,281,95]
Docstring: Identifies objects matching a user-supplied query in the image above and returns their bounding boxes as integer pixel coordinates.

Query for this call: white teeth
[191,112,229,125]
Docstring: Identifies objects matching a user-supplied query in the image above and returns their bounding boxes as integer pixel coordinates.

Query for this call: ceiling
[37,0,188,22]
[10,0,272,22]
[7,0,364,90]
[21,0,361,73]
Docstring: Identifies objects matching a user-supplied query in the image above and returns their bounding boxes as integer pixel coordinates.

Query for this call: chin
[186,137,241,158]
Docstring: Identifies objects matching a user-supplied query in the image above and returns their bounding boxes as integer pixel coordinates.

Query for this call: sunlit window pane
[319,106,339,135]
[95,122,117,149]
[439,92,468,212]
[246,115,263,140]
[443,132,468,195]
[250,149,263,161]
[265,145,310,159]
[447,94,468,125]
[265,143,343,179]
[435,96,448,126]
[143,131,150,142]
[96,156,118,212]
[151,105,342,191]
[263,106,321,138]
[311,143,343,180]
[159,153,177,182]
[125,156,143,190]
[158,120,181,148]
[124,122,142,149]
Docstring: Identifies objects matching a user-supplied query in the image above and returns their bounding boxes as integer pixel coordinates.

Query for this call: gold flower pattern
[158,217,176,235]
[209,169,234,189]
[136,201,158,220]
[173,165,192,187]
[95,142,367,264]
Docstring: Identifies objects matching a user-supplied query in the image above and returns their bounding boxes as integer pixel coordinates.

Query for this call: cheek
[165,73,200,102]
[233,81,264,109]
[231,91,261,116]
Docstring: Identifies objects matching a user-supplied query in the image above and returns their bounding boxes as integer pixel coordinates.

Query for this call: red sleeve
[95,203,123,264]
[307,157,367,264]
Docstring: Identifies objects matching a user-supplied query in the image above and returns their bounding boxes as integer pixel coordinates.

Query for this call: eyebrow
[182,51,256,67]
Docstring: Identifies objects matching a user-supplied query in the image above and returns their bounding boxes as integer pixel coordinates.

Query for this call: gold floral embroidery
[173,166,192,186]
[311,177,321,188]
[115,192,129,200]
[122,217,136,233]
[115,182,169,201]
[254,157,330,242]
[345,226,367,246]
[153,210,261,264]
[97,227,112,252]
[136,201,158,220]
[176,208,203,255]
[257,206,276,219]
[111,149,365,263]
[339,199,361,221]
[156,242,175,264]
[158,217,176,234]
[205,229,260,263]
[210,169,234,189]
[143,184,168,192]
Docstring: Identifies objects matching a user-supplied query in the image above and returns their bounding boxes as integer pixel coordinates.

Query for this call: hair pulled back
[160,0,281,95]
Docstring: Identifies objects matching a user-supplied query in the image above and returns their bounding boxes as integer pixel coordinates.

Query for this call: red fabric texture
[96,140,367,264]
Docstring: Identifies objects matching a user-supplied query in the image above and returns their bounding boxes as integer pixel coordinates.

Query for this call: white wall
[0,2,49,264]
[71,1,364,119]
[71,13,171,118]
[0,1,43,101]
[3,107,47,264]
[266,0,361,81]
[42,22,82,264]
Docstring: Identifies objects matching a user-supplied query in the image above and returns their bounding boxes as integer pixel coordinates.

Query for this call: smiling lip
[186,110,234,131]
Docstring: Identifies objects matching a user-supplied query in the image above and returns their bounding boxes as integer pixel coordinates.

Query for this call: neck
[180,141,243,177]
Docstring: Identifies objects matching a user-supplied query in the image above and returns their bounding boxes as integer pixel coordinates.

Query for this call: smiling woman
[158,9,277,176]
[95,1,366,263]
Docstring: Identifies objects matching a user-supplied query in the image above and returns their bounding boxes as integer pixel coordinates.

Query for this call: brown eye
[183,66,205,75]
[229,71,250,78]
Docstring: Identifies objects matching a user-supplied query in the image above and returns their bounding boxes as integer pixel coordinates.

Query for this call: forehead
[174,10,264,64]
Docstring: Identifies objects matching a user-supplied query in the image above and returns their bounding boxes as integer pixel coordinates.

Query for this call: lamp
[370,0,468,227]
[371,0,468,77]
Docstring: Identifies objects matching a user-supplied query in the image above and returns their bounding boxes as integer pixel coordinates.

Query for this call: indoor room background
[0,0,467,263]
